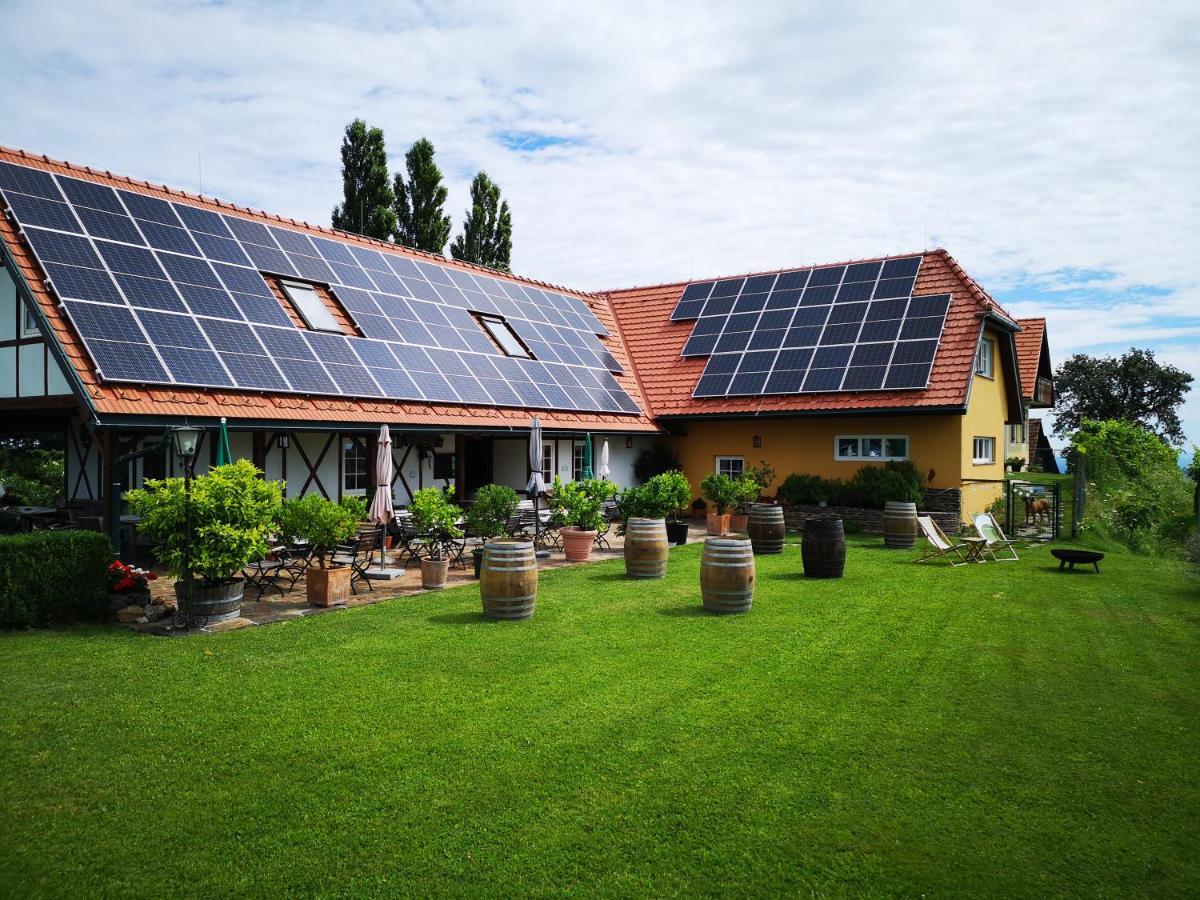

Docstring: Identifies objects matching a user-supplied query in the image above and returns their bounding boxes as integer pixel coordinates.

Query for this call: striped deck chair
[915,516,970,566]
[972,512,1020,561]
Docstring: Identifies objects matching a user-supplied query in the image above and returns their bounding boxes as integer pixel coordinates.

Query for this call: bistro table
[961,536,989,564]
[16,506,57,530]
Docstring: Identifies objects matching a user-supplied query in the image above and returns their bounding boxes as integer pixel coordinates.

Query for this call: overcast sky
[2,1,1197,447]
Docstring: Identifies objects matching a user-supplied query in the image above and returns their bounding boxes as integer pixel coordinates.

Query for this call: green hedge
[777,461,924,509]
[0,530,112,628]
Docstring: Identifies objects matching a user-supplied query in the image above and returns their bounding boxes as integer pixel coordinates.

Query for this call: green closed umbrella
[582,433,593,479]
[216,417,232,466]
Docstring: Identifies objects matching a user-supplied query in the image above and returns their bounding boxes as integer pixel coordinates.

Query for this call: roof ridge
[930,248,1018,323]
[0,143,603,301]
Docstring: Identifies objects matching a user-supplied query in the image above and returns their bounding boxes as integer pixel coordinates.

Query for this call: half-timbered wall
[0,265,72,399]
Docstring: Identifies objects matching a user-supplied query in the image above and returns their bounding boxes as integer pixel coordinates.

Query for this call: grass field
[1,538,1198,897]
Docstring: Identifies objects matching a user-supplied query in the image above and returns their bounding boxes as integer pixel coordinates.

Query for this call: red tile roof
[605,249,1014,418]
[0,147,655,434]
[1014,317,1047,400]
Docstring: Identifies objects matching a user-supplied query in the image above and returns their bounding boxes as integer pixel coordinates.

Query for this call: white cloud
[1,0,1197,438]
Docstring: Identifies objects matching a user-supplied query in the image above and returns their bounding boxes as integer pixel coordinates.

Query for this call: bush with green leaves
[700,473,739,515]
[775,462,923,509]
[124,460,281,585]
[464,484,519,541]
[409,487,463,559]
[733,474,762,512]
[278,493,358,568]
[340,494,369,521]
[550,476,616,531]
[620,470,691,520]
[0,529,112,628]
[0,446,64,507]
[745,460,776,493]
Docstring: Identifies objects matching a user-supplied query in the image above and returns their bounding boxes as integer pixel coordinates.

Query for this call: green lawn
[1,539,1198,897]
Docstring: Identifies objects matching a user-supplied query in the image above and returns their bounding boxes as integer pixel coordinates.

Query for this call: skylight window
[478,315,531,358]
[281,280,341,333]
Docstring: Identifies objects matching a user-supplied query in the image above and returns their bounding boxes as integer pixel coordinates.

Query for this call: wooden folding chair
[972,513,1021,561]
[915,516,971,566]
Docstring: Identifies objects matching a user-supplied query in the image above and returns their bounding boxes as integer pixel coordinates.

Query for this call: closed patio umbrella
[527,416,547,558]
[368,425,395,568]
[598,438,610,480]
[582,432,593,479]
[216,417,232,466]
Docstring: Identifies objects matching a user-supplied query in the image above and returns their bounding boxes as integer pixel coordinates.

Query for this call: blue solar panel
[1,159,640,414]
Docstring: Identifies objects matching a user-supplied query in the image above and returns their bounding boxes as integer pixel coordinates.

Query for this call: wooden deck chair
[915,516,971,566]
[972,512,1020,561]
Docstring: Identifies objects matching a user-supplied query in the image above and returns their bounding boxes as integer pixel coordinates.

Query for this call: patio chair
[972,512,1021,561]
[915,516,970,566]
[595,499,620,550]
[330,527,381,594]
[244,545,289,599]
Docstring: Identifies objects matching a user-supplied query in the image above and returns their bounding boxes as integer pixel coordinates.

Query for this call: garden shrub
[0,529,112,628]
[776,462,923,509]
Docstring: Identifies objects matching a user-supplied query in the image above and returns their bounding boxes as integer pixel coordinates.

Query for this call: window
[342,439,368,494]
[573,441,586,480]
[21,303,38,338]
[716,456,744,479]
[479,315,531,358]
[281,280,342,333]
[541,441,554,484]
[1006,423,1026,446]
[972,436,996,464]
[975,336,994,378]
[835,435,909,461]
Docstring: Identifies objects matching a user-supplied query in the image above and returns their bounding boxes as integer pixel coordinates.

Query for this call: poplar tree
[450,171,513,271]
[392,138,452,254]
[330,119,397,240]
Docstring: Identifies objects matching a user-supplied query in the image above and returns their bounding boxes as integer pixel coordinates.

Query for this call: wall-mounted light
[625,436,633,449]
[277,433,290,449]
[752,434,762,449]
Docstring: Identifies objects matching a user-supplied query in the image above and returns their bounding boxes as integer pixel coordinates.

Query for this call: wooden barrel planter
[624,517,669,579]
[748,503,786,555]
[479,540,538,620]
[175,578,243,625]
[700,536,755,614]
[883,501,919,549]
[801,517,846,578]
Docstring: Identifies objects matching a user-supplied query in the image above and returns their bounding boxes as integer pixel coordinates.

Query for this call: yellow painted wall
[666,412,966,498]
[958,325,1013,518]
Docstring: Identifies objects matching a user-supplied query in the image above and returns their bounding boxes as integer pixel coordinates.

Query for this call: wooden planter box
[306,566,350,607]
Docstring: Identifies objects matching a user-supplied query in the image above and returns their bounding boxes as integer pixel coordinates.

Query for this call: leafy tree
[330,119,398,240]
[450,171,513,270]
[1053,349,1193,445]
[392,138,452,254]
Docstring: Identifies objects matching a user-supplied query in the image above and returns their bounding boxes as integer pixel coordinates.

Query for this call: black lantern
[752,434,762,448]
[169,425,202,629]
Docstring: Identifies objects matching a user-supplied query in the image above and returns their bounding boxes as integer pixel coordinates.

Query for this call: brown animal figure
[1030,497,1050,524]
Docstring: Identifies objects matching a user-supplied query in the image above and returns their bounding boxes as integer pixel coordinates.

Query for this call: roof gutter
[655,403,968,423]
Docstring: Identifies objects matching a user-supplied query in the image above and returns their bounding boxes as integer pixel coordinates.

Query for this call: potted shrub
[691,497,707,520]
[106,558,161,621]
[700,473,737,535]
[1006,456,1025,473]
[464,483,519,578]
[409,487,463,589]
[729,474,761,532]
[619,470,691,569]
[126,459,281,625]
[549,476,616,562]
[279,493,358,607]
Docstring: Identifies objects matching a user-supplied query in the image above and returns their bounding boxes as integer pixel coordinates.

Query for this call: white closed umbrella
[598,437,610,480]
[368,425,395,567]
[526,416,547,558]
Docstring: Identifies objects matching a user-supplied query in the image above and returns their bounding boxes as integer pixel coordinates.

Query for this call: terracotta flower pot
[421,556,451,590]
[706,513,730,536]
[306,566,350,608]
[729,513,749,533]
[560,526,596,561]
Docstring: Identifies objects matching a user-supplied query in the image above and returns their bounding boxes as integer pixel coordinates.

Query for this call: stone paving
[131,522,710,636]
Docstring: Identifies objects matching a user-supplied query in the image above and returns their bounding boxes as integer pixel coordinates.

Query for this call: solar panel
[673,255,949,397]
[0,159,638,415]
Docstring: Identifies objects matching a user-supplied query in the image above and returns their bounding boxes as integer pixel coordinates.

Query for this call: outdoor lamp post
[170,426,202,630]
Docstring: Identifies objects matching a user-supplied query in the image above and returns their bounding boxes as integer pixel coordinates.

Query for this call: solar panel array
[0,160,639,415]
[670,256,951,397]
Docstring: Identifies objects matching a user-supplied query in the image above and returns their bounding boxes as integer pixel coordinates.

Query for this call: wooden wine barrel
[176,579,243,625]
[624,517,669,579]
[479,540,537,620]
[700,536,755,614]
[747,503,786,555]
[883,501,919,549]
[801,517,846,578]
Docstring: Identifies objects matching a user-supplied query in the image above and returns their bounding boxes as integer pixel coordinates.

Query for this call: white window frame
[342,438,369,495]
[21,303,39,339]
[834,435,909,462]
[972,436,996,465]
[975,336,994,378]
[281,280,342,334]
[572,441,586,481]
[479,315,531,358]
[541,441,555,484]
[1006,423,1026,447]
[716,456,744,479]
